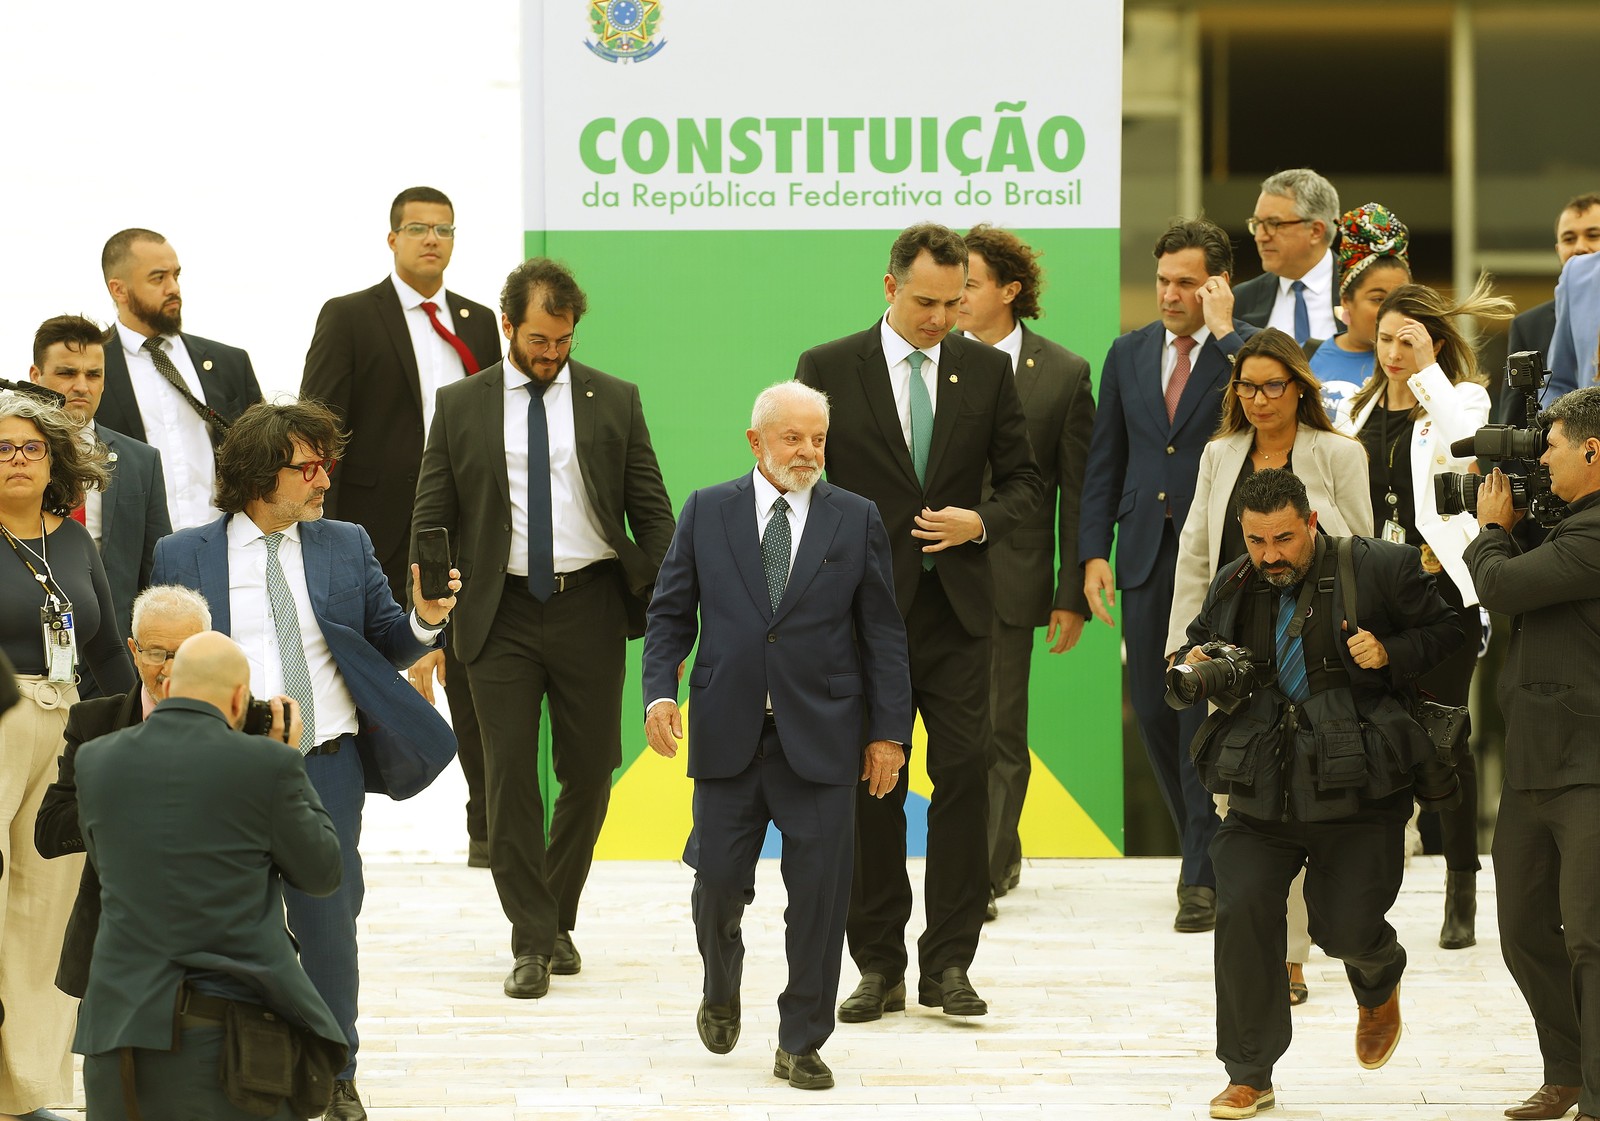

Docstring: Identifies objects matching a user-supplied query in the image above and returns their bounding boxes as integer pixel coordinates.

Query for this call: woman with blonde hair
[1335,277,1515,951]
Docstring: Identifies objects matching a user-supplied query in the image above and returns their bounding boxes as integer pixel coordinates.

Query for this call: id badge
[41,600,78,684]
[1381,519,1407,544]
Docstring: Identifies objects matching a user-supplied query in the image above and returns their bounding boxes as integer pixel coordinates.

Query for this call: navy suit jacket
[642,476,912,786]
[95,424,172,637]
[1232,269,1344,337]
[1078,319,1256,590]
[97,330,263,443]
[150,515,456,799]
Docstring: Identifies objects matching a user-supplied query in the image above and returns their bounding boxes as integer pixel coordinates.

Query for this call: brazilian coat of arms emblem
[586,0,666,63]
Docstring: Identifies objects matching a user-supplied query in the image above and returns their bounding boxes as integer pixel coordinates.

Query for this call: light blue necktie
[907,351,935,570]
[1275,590,1310,703]
[1291,280,1311,345]
[264,533,317,754]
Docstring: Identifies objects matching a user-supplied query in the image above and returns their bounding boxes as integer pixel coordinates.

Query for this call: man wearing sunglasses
[302,186,502,870]
[150,401,461,1121]
[1231,169,1343,346]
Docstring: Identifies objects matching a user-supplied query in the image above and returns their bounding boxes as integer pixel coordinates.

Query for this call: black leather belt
[307,737,342,756]
[177,985,238,1029]
[506,560,617,595]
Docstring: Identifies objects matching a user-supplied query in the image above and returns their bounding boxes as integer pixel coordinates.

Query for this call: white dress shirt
[964,321,1023,373]
[1266,249,1337,341]
[879,316,941,446]
[115,321,219,530]
[501,360,616,576]
[1162,326,1213,395]
[391,271,472,436]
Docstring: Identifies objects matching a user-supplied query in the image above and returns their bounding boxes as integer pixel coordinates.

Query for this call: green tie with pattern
[908,350,935,569]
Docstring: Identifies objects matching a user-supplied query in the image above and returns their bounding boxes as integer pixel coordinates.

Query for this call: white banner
[524,1,1124,231]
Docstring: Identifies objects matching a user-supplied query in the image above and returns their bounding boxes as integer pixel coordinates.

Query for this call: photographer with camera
[1177,469,1462,1120]
[1465,386,1600,1121]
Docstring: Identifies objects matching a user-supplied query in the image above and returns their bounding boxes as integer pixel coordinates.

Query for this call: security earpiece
[1588,448,1596,464]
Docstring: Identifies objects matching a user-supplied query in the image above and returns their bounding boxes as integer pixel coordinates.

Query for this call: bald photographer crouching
[1174,469,1463,1120]
[1466,385,1600,1121]
[71,631,347,1119]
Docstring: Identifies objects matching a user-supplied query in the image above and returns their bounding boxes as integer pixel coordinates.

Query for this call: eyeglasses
[1246,216,1309,236]
[0,440,47,462]
[132,640,178,667]
[393,222,456,239]
[525,334,575,355]
[280,457,337,481]
[1232,380,1293,400]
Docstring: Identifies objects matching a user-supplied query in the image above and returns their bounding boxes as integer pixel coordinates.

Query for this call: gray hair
[1544,385,1600,447]
[751,382,830,431]
[0,392,111,514]
[130,584,213,640]
[1261,168,1340,247]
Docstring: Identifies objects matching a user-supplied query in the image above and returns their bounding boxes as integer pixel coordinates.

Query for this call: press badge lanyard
[1377,396,1408,545]
[1,519,78,683]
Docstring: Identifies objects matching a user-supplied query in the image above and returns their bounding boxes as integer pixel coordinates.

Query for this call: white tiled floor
[49,846,1549,1120]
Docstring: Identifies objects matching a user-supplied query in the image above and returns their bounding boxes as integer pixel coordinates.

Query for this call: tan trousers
[0,676,82,1114]
[1215,793,1312,964]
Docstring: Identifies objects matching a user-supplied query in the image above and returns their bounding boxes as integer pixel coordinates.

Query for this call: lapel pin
[586,390,594,397]
[202,359,214,371]
[459,307,470,318]
[107,451,118,464]
[1026,358,1035,368]
[949,374,958,383]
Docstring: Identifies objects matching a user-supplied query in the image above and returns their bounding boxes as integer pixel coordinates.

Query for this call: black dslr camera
[1433,350,1569,527]
[1165,641,1268,714]
[241,696,296,740]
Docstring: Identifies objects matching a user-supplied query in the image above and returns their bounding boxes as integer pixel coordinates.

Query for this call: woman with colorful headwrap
[1310,203,1412,412]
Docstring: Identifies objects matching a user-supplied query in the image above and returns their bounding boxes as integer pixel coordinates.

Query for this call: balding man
[72,631,346,1120]
[1232,169,1343,345]
[96,228,263,529]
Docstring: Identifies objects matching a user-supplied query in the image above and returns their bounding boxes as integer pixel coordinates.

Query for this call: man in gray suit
[28,314,172,638]
[1467,386,1600,1121]
[958,226,1094,916]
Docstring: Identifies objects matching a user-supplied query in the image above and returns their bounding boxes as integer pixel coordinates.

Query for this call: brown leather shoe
[1355,985,1402,1069]
[1505,1084,1581,1119]
[1209,1083,1275,1118]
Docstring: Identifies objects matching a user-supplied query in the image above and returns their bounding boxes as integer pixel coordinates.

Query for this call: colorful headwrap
[1336,203,1410,295]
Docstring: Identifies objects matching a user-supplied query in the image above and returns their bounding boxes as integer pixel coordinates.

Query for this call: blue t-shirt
[1309,342,1375,416]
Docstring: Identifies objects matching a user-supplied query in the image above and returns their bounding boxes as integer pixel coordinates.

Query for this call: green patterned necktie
[264,532,317,754]
[908,350,932,485]
[761,495,791,612]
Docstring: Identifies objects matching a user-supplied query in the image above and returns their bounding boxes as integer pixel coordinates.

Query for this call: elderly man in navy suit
[151,401,460,1121]
[1079,218,1257,933]
[28,314,171,640]
[643,382,912,1091]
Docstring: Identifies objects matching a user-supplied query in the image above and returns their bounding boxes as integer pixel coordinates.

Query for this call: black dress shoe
[985,888,999,922]
[1505,1083,1581,1119]
[504,954,551,999]
[467,839,490,868]
[696,998,740,1054]
[1003,863,1021,892]
[1175,885,1217,932]
[837,972,905,1023]
[917,966,988,1016]
[323,1079,368,1121]
[552,931,582,975]
[773,1047,834,1090]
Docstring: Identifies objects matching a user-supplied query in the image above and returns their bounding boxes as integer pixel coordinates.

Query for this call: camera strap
[1302,537,1351,695]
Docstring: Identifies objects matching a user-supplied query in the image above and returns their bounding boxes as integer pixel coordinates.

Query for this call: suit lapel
[568,362,602,511]
[856,329,920,490]
[374,280,425,417]
[1014,327,1043,407]
[103,344,146,442]
[1171,334,1231,434]
[722,478,771,619]
[478,364,511,510]
[200,517,233,634]
[772,485,841,625]
[1134,326,1169,432]
[300,521,332,624]
[183,335,224,408]
[1210,433,1251,531]
[925,341,963,485]
[97,429,124,550]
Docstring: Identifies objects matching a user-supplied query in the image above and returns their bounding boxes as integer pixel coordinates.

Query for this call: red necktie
[1165,335,1197,423]
[420,301,481,375]
[70,505,86,525]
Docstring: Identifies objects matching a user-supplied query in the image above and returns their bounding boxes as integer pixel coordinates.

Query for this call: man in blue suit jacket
[29,314,172,640]
[1079,218,1257,933]
[151,401,459,1121]
[643,383,912,1091]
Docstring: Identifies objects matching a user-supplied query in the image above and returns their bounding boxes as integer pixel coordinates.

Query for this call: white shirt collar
[228,513,304,548]
[503,360,569,392]
[751,466,813,520]
[1164,325,1213,350]
[880,314,942,371]
[115,320,175,356]
[1279,249,1334,298]
[391,270,445,311]
[965,322,1023,370]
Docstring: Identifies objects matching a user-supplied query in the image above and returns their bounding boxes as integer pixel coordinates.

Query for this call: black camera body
[1434,350,1569,528]
[241,696,296,739]
[1165,641,1269,714]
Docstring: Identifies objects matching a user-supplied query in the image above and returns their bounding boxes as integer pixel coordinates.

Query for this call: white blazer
[1333,364,1491,606]
[1164,424,1374,658]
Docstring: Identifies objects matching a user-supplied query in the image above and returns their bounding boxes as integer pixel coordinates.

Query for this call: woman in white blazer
[1165,328,1371,1008]
[1332,278,1514,953]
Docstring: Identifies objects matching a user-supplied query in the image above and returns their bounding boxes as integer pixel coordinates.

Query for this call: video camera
[1433,350,1569,528]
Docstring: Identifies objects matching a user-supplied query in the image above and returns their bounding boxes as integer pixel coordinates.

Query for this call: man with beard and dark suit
[643,382,912,1091]
[412,257,675,1002]
[302,186,501,868]
[151,401,460,1120]
[28,315,172,640]
[97,228,262,531]
[957,224,1095,918]
[796,223,1042,1022]
[1079,218,1257,933]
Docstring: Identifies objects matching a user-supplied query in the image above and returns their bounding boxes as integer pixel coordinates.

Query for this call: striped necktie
[1275,589,1310,703]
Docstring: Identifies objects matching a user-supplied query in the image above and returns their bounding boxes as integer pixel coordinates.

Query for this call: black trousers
[1212,807,1408,1088]
[466,572,625,958]
[847,568,990,982]
[985,618,1033,888]
[1124,521,1215,886]
[85,1026,295,1120]
[1416,597,1481,871]
[686,719,854,1055]
[1494,782,1600,1112]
